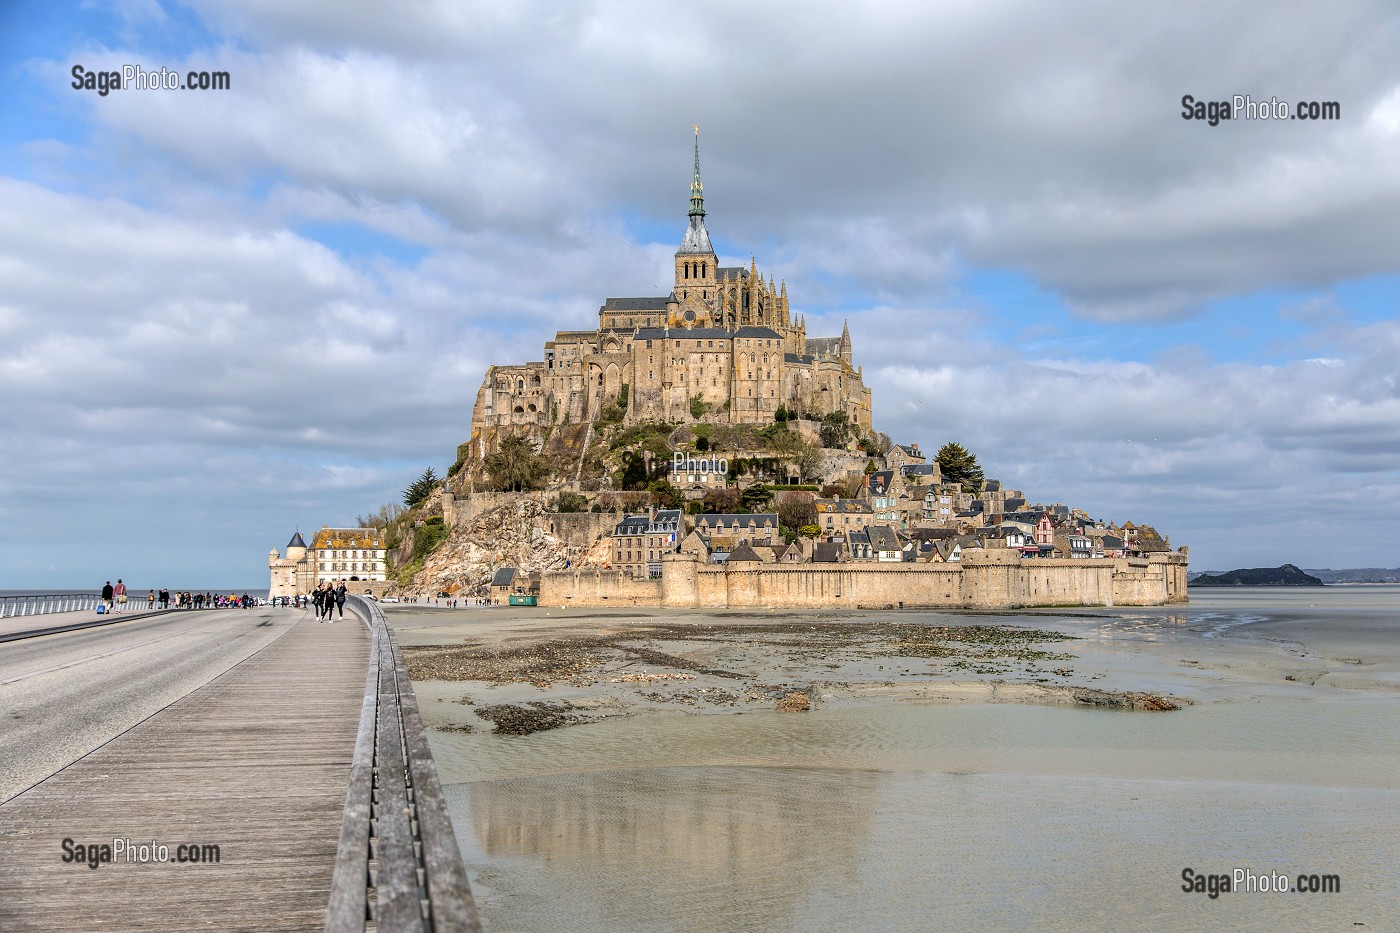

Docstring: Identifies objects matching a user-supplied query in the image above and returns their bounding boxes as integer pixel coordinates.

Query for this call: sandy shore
[387,601,1400,736]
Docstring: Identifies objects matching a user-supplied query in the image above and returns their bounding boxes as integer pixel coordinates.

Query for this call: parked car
[380,596,400,603]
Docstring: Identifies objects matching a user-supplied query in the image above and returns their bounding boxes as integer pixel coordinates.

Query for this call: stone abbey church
[469,132,873,449]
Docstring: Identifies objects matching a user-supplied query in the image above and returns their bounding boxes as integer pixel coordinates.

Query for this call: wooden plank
[0,613,370,933]
[371,632,422,932]
[326,609,381,933]
[390,634,483,933]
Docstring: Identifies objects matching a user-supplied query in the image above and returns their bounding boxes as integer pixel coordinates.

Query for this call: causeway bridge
[0,596,479,932]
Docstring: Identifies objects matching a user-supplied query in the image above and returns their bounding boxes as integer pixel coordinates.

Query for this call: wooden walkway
[0,613,370,932]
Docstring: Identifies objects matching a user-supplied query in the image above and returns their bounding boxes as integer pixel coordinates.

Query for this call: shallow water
[431,590,1400,932]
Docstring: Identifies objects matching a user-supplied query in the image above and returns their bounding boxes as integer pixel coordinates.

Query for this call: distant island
[1189,564,1324,587]
[1303,568,1400,584]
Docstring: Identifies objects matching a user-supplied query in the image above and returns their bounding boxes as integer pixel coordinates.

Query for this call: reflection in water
[460,767,880,933]
[434,593,1400,931]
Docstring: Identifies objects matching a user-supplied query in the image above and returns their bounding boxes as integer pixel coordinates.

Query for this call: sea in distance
[416,586,1400,933]
[0,587,268,598]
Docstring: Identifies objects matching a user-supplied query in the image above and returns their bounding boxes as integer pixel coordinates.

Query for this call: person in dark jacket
[312,584,325,621]
[334,581,347,619]
[101,581,114,612]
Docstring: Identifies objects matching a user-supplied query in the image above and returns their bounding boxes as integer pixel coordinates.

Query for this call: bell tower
[673,125,717,322]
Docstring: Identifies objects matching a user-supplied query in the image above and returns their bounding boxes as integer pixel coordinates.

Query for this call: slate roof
[813,542,843,562]
[785,353,815,364]
[287,531,307,549]
[806,336,842,358]
[868,470,896,496]
[726,542,763,563]
[903,464,936,477]
[716,266,751,279]
[678,215,713,254]
[895,444,923,458]
[633,327,734,341]
[602,297,669,311]
[734,326,783,339]
[868,526,901,552]
[694,513,778,531]
[613,514,651,536]
[614,510,682,537]
[815,498,871,514]
[490,567,517,588]
[907,528,957,542]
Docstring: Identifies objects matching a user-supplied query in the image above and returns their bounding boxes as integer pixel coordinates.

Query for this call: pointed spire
[677,125,713,256]
[689,124,704,218]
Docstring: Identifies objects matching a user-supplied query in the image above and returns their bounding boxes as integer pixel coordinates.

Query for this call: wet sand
[388,590,1400,932]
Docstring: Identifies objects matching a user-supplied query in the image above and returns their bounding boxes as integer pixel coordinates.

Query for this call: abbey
[470,131,873,448]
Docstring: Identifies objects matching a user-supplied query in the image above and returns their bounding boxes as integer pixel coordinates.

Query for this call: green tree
[647,479,684,510]
[402,467,440,508]
[742,482,773,513]
[799,524,821,538]
[485,434,547,492]
[819,411,851,448]
[556,492,588,513]
[690,393,708,419]
[863,459,878,475]
[935,442,985,493]
[617,451,650,490]
[774,404,792,423]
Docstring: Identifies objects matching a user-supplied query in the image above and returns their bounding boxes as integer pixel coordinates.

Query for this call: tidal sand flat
[390,587,1400,932]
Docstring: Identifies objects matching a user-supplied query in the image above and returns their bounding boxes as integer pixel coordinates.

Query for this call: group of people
[100,579,128,612]
[98,583,256,612]
[312,581,348,621]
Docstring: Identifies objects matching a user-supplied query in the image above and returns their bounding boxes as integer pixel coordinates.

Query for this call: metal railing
[328,595,481,933]
[0,593,100,618]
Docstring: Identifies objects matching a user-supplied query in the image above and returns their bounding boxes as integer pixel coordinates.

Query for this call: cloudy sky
[3,0,1398,588]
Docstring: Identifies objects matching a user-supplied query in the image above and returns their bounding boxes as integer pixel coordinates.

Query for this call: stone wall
[539,568,664,607]
[540,549,1189,610]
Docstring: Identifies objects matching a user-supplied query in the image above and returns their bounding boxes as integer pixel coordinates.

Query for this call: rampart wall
[540,549,1188,609]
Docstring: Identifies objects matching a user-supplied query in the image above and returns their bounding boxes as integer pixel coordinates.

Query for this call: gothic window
[517,378,525,392]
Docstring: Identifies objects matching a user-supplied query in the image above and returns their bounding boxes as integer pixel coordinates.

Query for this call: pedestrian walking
[334,580,347,619]
[101,580,114,612]
[313,584,326,621]
[114,579,127,612]
[147,589,155,609]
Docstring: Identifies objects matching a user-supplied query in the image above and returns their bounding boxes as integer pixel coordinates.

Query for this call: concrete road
[0,604,341,802]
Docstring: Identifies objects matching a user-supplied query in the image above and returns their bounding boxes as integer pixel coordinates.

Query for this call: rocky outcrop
[1189,564,1323,587]
[406,498,611,597]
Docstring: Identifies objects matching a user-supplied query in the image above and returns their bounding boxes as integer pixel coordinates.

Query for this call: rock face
[1189,564,1324,587]
[408,498,611,597]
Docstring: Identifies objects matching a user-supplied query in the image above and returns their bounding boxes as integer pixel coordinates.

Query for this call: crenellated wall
[540,548,1189,609]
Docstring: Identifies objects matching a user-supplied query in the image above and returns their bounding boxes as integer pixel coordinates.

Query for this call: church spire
[689,124,705,218]
[676,125,714,256]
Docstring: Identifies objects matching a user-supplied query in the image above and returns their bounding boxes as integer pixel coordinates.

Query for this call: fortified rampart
[540,548,1189,609]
